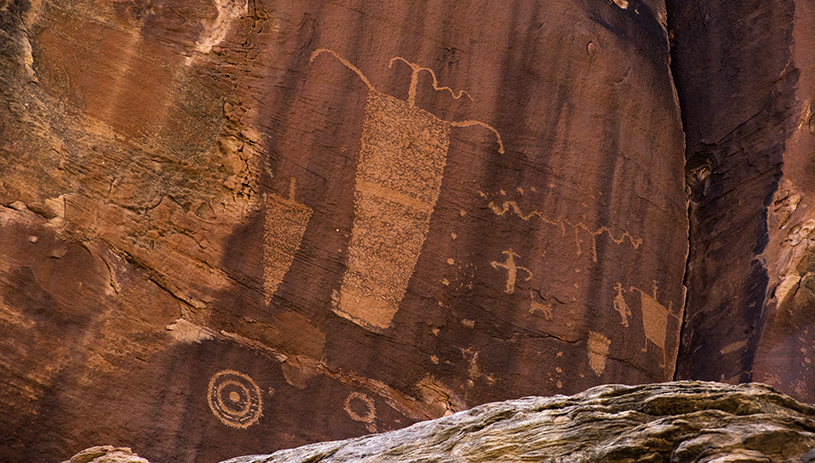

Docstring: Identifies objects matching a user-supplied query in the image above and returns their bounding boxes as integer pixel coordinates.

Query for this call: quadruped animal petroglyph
[614,282,679,368]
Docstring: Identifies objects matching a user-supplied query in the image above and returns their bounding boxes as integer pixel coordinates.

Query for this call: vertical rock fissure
[663,1,691,383]
[665,0,799,383]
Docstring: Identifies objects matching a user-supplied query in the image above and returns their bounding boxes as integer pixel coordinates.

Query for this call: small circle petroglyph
[344,391,376,423]
[207,370,263,428]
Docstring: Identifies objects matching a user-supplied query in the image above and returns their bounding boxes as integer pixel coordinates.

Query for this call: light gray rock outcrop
[222,381,815,463]
[61,446,149,463]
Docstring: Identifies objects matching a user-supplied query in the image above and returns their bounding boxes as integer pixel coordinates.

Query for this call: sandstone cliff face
[670,0,815,401]
[0,0,810,462]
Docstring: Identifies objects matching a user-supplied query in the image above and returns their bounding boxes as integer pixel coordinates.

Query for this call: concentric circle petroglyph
[207,370,262,428]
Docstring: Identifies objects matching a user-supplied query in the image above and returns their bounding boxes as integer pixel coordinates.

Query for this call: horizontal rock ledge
[70,381,815,463]
[223,381,815,463]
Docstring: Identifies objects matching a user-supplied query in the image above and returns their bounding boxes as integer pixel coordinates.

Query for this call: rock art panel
[0,0,693,461]
[311,49,503,331]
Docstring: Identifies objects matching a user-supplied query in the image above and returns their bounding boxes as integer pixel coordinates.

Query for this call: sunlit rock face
[0,0,811,462]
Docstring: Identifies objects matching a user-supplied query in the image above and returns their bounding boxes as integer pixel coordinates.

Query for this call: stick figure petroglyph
[613,282,631,327]
[490,249,532,294]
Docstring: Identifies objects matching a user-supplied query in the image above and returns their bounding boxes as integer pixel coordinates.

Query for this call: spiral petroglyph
[207,370,263,429]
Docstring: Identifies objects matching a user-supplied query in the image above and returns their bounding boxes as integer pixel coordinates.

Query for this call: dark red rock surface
[670,0,815,403]
[669,0,797,383]
[0,0,811,462]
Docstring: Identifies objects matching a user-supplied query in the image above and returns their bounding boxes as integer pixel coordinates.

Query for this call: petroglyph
[311,49,503,331]
[388,57,473,106]
[587,331,611,376]
[615,281,678,368]
[637,284,673,368]
[613,282,632,327]
[485,197,642,262]
[528,291,553,319]
[490,249,532,294]
[529,300,554,319]
[264,178,313,306]
[335,90,450,329]
[344,391,377,432]
[207,370,263,429]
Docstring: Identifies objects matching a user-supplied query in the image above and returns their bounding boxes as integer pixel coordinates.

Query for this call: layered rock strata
[76,382,815,463]
[224,382,815,463]
[62,446,149,463]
